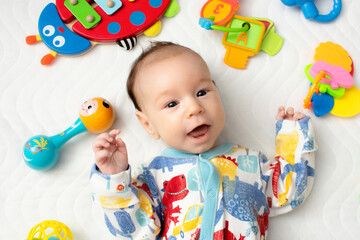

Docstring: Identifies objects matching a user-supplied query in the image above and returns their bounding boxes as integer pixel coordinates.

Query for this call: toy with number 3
[199,0,284,69]
[201,0,239,25]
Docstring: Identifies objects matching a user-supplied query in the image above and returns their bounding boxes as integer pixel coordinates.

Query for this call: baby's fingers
[275,106,286,120]
[285,107,294,119]
[109,129,121,137]
[294,112,307,120]
[116,137,127,153]
[93,135,113,152]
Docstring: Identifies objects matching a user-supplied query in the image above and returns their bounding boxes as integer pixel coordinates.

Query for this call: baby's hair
[127,41,200,110]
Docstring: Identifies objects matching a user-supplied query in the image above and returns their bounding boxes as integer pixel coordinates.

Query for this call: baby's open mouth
[188,124,210,138]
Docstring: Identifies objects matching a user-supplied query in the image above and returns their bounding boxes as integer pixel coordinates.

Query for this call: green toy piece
[305,64,345,98]
[164,0,180,18]
[224,16,265,52]
[64,0,101,29]
[247,17,283,56]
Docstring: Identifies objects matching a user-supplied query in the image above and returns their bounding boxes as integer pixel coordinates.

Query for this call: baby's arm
[90,129,161,238]
[263,107,317,216]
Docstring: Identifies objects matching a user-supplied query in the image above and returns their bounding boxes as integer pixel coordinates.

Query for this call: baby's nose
[186,101,204,118]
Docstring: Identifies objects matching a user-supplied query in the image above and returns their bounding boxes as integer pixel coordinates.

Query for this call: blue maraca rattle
[281,0,342,23]
[23,97,115,170]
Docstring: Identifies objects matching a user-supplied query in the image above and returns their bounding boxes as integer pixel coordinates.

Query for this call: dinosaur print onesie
[90,118,316,240]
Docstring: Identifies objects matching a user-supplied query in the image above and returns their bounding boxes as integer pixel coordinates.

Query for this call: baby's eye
[166,101,178,108]
[197,90,207,97]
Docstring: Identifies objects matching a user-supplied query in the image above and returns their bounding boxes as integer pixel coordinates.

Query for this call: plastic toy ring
[211,22,250,32]
[281,0,342,23]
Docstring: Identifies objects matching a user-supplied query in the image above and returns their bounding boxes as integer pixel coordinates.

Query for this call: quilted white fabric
[1,0,360,239]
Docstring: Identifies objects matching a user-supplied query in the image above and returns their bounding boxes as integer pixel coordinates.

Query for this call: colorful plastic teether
[281,0,342,23]
[303,41,359,117]
[309,61,354,90]
[27,220,73,240]
[200,0,239,25]
[23,97,115,171]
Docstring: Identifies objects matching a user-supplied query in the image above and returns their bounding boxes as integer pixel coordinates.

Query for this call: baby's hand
[92,129,128,175]
[276,106,307,121]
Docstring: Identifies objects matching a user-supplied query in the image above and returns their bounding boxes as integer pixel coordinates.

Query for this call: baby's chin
[174,142,216,154]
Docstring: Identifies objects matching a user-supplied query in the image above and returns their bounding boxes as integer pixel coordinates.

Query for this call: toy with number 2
[23,97,115,171]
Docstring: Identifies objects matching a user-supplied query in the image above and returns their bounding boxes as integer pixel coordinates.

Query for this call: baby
[90,42,317,240]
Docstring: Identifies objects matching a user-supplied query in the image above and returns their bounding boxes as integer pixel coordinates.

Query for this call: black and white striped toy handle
[116,36,137,50]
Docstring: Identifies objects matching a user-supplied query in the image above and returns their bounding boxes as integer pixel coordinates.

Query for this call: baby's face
[134,51,225,154]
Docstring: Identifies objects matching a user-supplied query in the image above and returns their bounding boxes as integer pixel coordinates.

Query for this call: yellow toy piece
[79,97,115,133]
[314,41,353,73]
[331,86,360,117]
[27,220,73,240]
[144,20,162,37]
[200,0,239,25]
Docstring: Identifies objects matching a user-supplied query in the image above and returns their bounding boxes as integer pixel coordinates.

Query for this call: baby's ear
[136,111,160,140]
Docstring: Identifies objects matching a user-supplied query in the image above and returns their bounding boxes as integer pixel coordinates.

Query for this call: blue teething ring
[313,0,342,23]
[281,0,342,23]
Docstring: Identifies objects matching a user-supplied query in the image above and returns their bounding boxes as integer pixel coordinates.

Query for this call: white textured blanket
[1,0,359,239]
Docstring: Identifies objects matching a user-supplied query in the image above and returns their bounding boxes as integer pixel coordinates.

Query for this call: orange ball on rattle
[79,97,115,133]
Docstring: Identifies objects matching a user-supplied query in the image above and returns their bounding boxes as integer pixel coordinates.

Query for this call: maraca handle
[51,118,87,149]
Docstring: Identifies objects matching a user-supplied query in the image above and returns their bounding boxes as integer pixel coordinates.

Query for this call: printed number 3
[213,4,224,14]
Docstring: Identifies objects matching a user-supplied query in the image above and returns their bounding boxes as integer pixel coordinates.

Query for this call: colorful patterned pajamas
[90,118,316,240]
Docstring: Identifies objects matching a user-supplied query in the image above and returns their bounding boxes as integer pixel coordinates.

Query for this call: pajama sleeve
[90,165,162,239]
[261,117,317,217]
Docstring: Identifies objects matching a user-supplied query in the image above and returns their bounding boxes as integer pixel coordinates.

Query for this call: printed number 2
[213,4,224,14]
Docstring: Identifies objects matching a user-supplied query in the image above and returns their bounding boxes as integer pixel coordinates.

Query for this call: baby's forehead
[141,45,194,66]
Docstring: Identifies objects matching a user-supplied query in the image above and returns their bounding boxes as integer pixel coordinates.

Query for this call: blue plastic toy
[281,0,342,23]
[23,97,114,171]
[311,91,335,117]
